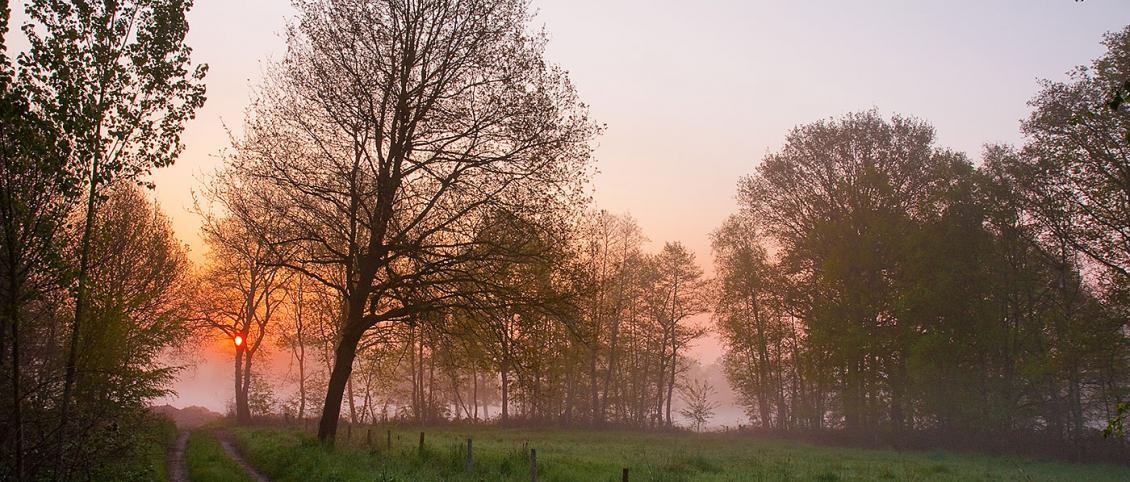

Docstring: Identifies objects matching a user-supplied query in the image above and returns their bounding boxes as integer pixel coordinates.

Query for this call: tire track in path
[166,431,189,482]
[214,429,271,482]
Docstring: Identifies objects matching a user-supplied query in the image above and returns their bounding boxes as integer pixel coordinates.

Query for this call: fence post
[622,467,629,482]
[387,429,392,450]
[366,428,372,446]
[529,448,537,482]
[419,431,425,453]
[466,437,473,471]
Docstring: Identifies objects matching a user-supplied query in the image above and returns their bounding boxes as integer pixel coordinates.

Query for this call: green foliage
[1104,402,1128,438]
[723,107,1130,445]
[18,0,208,191]
[0,0,206,477]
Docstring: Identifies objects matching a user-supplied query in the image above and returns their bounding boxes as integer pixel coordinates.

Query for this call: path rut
[214,430,271,482]
[166,431,189,482]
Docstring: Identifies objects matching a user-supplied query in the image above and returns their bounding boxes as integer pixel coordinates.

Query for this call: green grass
[228,425,1130,481]
[187,430,255,482]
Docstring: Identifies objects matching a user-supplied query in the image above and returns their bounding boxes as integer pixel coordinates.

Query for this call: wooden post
[529,448,537,482]
[419,431,425,453]
[366,428,372,446]
[387,429,392,450]
[622,467,629,482]
[465,437,473,471]
[347,423,352,441]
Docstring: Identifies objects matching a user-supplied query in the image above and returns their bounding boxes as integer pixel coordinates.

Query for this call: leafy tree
[0,1,70,476]
[644,242,708,427]
[711,214,792,430]
[17,0,206,449]
[739,111,968,434]
[1001,25,1130,440]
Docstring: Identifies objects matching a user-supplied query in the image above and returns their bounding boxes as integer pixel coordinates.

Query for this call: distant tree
[226,0,597,444]
[278,275,322,421]
[644,242,708,427]
[678,378,718,432]
[17,0,206,449]
[1002,25,1130,439]
[1010,26,1130,282]
[711,214,792,431]
[739,111,972,434]
[576,211,646,426]
[196,184,292,423]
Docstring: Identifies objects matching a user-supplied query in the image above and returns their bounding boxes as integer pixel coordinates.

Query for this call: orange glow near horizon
[233,334,244,348]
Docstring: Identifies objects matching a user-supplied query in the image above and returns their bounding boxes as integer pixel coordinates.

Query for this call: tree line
[716,29,1130,457]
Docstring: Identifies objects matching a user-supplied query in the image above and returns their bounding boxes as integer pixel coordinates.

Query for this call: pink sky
[141,0,1130,411]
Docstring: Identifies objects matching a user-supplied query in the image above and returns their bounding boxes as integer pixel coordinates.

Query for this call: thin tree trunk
[7,276,22,478]
[297,342,306,419]
[501,365,509,423]
[666,341,676,427]
[347,377,357,425]
[57,155,100,464]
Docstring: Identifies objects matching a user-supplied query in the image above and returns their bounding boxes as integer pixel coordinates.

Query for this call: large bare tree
[225,0,597,444]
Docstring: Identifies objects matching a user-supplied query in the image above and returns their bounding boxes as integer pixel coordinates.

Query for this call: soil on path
[166,431,189,482]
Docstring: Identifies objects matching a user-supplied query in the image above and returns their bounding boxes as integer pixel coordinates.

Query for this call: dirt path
[166,431,189,482]
[214,430,271,482]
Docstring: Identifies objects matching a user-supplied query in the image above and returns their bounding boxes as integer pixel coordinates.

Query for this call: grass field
[222,425,1130,481]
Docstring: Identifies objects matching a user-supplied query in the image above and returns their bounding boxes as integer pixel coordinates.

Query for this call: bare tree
[678,378,718,432]
[196,177,292,423]
[223,0,597,444]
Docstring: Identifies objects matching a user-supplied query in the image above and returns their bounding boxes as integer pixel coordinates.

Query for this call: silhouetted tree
[224,0,597,444]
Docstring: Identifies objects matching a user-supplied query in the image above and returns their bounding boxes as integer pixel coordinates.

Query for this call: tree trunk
[666,342,676,427]
[347,377,357,425]
[317,324,363,445]
[234,347,251,423]
[588,346,598,425]
[57,155,100,461]
[501,365,510,423]
[297,343,306,419]
[7,275,23,478]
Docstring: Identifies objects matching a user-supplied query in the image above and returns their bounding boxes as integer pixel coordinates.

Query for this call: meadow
[186,425,1130,481]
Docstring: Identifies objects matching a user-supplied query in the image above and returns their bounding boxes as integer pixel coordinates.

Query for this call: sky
[107,0,1130,411]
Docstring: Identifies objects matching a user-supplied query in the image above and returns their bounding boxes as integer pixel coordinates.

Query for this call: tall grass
[228,425,1130,481]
